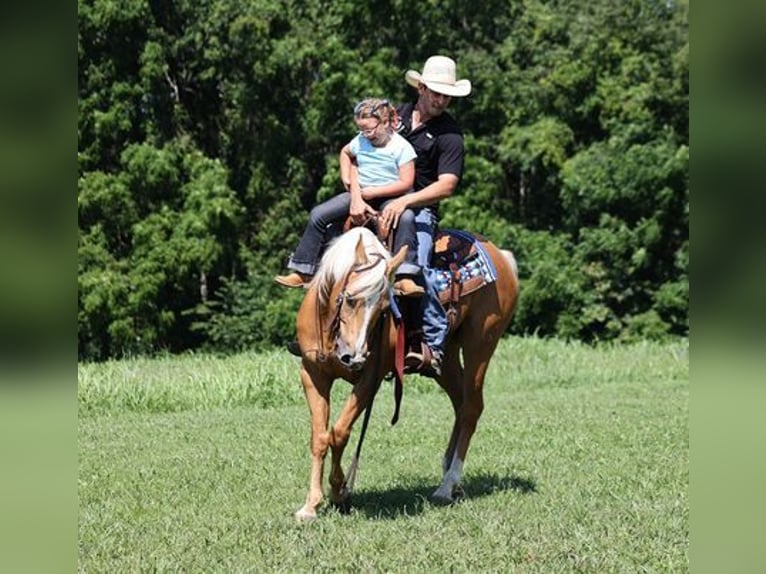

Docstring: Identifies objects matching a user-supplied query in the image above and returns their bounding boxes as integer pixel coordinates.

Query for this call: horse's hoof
[432,482,466,505]
[431,488,454,505]
[295,506,318,522]
[431,493,454,506]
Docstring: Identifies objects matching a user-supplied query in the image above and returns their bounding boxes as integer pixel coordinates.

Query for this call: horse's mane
[311,227,390,305]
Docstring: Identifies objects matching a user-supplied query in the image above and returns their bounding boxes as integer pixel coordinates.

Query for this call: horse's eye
[344,294,356,306]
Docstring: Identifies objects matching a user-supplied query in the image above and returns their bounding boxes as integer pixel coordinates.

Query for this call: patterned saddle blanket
[386,229,498,390]
[430,229,498,304]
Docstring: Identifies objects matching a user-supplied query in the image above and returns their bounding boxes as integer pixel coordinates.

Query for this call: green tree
[78,0,688,359]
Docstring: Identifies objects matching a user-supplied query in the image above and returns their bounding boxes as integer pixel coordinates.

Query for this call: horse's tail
[500,249,520,295]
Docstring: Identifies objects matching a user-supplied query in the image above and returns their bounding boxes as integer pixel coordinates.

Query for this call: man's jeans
[415,208,448,355]
[287,192,420,276]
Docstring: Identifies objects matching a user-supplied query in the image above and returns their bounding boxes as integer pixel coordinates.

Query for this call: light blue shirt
[349,132,417,188]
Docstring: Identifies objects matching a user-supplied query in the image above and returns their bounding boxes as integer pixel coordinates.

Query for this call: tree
[78,0,688,359]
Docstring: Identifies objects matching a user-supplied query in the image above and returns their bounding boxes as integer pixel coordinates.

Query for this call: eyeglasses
[359,122,380,137]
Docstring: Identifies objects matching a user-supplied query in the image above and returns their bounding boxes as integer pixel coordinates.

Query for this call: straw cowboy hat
[405,55,472,97]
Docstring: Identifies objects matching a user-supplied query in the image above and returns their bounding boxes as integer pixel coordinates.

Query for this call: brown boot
[274,272,312,288]
[393,278,425,297]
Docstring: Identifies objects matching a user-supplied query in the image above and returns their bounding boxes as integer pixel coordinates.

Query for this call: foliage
[78,0,688,359]
[78,139,243,359]
[190,273,303,353]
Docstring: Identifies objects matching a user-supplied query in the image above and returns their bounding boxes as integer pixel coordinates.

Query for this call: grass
[79,336,688,572]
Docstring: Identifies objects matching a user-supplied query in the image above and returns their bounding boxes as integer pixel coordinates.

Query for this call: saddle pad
[430,230,497,304]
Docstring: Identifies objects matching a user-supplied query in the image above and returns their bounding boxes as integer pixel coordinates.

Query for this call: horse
[292,226,519,521]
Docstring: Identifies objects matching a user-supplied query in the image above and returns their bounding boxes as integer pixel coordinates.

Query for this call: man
[284,55,471,376]
[376,55,472,376]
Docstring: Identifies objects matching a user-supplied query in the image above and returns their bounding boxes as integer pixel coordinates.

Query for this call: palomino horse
[293,226,519,521]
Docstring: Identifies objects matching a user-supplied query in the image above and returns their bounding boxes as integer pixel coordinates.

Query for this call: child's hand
[349,196,377,225]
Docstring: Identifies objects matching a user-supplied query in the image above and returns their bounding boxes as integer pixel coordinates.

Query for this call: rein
[343,214,394,252]
[340,309,388,497]
[308,254,398,500]
[300,247,396,498]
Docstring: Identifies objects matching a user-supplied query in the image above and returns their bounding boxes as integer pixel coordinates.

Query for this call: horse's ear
[355,235,369,265]
[385,245,408,277]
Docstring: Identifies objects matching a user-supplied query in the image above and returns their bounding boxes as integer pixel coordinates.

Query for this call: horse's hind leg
[432,336,496,503]
[436,340,464,476]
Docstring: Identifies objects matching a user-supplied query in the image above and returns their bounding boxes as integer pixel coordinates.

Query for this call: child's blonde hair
[353,98,397,127]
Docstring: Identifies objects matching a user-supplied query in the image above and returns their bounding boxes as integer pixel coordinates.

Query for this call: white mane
[312,227,390,305]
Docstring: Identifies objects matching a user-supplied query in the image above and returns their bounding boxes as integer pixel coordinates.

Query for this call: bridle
[314,253,387,362]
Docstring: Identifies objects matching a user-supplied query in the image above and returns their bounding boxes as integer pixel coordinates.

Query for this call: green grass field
[79,336,688,572]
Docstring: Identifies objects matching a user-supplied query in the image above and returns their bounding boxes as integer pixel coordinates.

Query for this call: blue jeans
[287,192,419,276]
[415,208,448,355]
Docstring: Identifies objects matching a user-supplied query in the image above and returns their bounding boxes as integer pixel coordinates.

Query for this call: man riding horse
[276,55,473,377]
[272,57,519,521]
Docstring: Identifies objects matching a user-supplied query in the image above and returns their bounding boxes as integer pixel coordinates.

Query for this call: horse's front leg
[295,366,332,522]
[327,374,380,509]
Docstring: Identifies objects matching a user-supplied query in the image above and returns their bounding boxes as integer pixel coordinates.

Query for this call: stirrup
[404,344,442,377]
[404,342,433,373]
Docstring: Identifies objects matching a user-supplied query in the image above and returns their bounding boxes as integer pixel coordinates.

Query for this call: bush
[192,274,303,352]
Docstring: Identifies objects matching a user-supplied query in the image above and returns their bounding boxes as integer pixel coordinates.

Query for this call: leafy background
[78,0,688,360]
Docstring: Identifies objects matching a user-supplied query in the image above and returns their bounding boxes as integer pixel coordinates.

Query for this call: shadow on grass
[338,472,536,519]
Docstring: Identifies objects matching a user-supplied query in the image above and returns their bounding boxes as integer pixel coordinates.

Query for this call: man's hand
[380,196,410,230]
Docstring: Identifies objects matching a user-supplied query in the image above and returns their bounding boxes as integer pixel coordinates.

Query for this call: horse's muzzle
[338,352,367,371]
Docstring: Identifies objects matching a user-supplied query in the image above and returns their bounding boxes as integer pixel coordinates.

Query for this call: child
[275,98,424,296]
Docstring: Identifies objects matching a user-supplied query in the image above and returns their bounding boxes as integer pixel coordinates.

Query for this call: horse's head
[315,228,407,371]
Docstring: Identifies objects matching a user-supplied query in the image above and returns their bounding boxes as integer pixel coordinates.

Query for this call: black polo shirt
[395,102,465,193]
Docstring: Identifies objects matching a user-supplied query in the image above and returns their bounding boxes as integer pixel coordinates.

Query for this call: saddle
[343,217,494,305]
[431,229,496,310]
[342,217,497,378]
[399,229,498,377]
